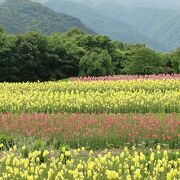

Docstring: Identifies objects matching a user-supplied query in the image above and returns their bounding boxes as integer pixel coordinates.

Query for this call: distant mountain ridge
[89,1,180,51]
[55,0,180,51]
[1,0,180,51]
[70,0,180,9]
[45,0,167,51]
[0,0,5,4]
[0,0,94,34]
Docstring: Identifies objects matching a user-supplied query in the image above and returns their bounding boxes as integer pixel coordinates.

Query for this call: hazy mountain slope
[45,0,166,51]
[0,0,5,4]
[113,0,180,9]
[32,0,48,3]
[71,0,180,9]
[0,0,94,34]
[111,7,180,49]
[90,1,180,50]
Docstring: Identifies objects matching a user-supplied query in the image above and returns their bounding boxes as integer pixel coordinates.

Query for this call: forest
[0,27,179,82]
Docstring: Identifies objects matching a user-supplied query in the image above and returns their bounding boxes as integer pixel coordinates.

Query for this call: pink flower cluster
[71,74,180,81]
[0,113,179,143]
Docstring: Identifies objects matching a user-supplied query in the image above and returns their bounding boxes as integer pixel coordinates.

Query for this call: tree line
[0,27,179,82]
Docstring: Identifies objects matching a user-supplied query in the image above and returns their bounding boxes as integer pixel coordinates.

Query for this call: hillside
[90,1,180,51]
[32,0,48,3]
[45,0,166,51]
[0,0,5,4]
[70,0,180,9]
[0,0,94,34]
[113,0,180,9]
[58,0,180,51]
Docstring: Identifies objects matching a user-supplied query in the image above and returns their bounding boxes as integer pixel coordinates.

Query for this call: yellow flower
[100,157,106,165]
[0,143,4,148]
[87,161,95,170]
[140,152,145,161]
[124,147,128,152]
[6,157,11,165]
[43,150,49,157]
[167,172,171,180]
[13,145,17,151]
[156,145,161,151]
[61,147,66,153]
[48,168,54,179]
[120,152,125,158]
[89,150,93,156]
[87,170,92,177]
[36,157,40,163]
[126,175,132,180]
[131,166,135,171]
[65,151,71,157]
[106,170,119,179]
[134,169,142,179]
[163,150,168,159]
[14,167,19,175]
[150,152,155,161]
[77,163,83,170]
[22,146,26,150]
[81,147,85,151]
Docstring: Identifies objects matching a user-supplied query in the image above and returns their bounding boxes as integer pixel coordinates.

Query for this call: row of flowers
[70,74,180,81]
[0,144,179,179]
[0,90,179,113]
[0,79,179,113]
[1,79,179,93]
[0,113,179,148]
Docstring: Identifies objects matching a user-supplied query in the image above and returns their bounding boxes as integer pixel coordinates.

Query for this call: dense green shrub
[79,49,114,76]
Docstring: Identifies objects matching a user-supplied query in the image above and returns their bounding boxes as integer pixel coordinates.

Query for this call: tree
[79,49,114,76]
[160,53,175,74]
[48,33,86,79]
[171,48,180,73]
[112,49,128,74]
[0,33,18,82]
[123,47,162,75]
[0,26,4,33]
[65,27,85,37]
[14,32,50,81]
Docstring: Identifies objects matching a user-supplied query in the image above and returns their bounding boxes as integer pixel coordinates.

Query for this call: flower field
[70,74,180,81]
[0,113,179,149]
[0,79,179,113]
[0,145,179,180]
[0,75,179,179]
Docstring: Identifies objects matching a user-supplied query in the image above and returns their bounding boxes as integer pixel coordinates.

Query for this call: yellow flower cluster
[0,146,179,179]
[0,79,179,92]
[0,80,179,113]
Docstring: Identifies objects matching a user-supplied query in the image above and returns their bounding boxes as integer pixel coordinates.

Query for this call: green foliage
[123,48,163,75]
[0,28,179,82]
[21,146,29,158]
[34,139,46,151]
[171,48,180,73]
[0,134,14,150]
[79,49,114,76]
[0,26,4,33]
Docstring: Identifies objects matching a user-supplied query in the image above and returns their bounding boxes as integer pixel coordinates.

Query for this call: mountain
[113,0,180,9]
[0,0,94,34]
[70,0,180,9]
[87,1,180,51]
[0,0,5,4]
[32,0,48,3]
[45,0,166,51]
